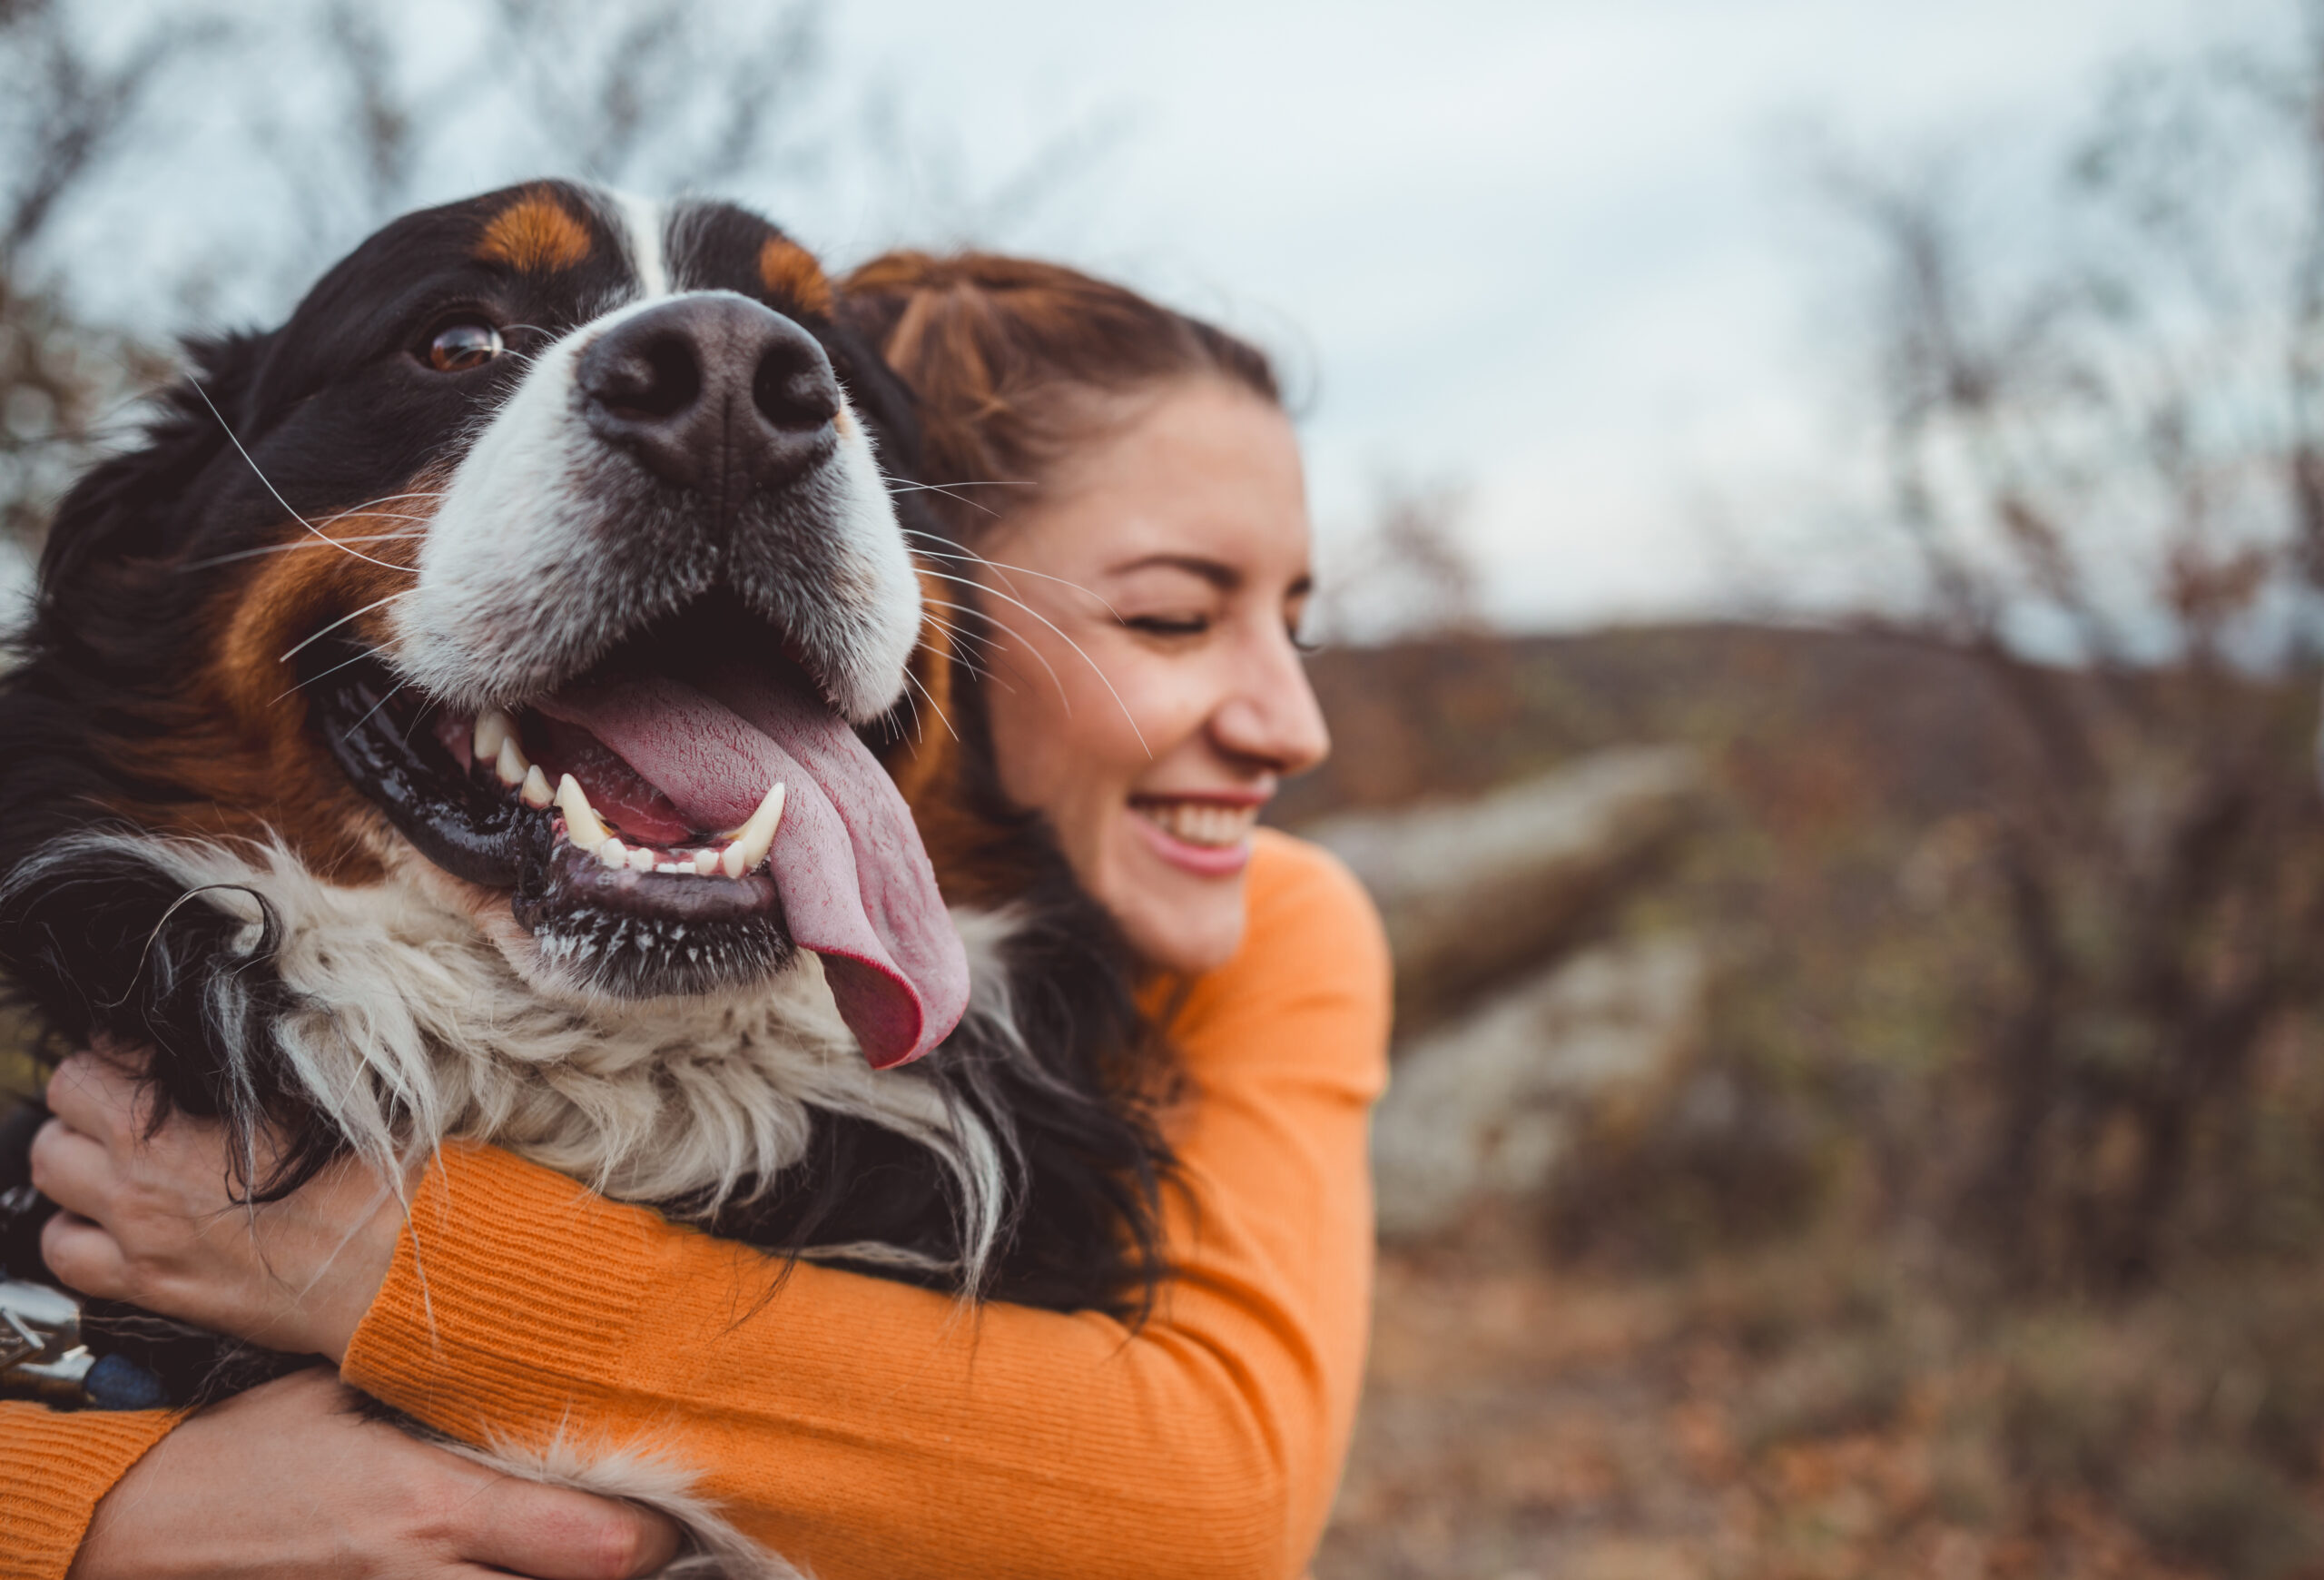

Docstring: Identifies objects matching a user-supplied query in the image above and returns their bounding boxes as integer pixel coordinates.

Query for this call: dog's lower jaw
[389,844,796,1010]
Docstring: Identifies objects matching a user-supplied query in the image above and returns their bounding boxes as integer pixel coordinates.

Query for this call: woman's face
[969,376,1330,974]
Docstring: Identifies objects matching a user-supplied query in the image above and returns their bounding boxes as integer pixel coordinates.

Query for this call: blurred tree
[1315,475,1487,644]
[1825,3,2324,1287]
[0,0,1127,560]
[264,0,828,284]
[0,0,205,548]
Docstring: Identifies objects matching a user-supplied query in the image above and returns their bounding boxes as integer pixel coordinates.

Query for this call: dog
[0,183,1167,1572]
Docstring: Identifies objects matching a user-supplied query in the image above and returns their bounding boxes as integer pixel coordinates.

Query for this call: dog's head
[26,182,969,1069]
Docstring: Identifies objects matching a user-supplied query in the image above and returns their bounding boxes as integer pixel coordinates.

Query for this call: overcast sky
[783,0,2284,630]
[50,0,2292,631]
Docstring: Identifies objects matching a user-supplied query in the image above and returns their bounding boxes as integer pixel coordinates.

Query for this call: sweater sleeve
[0,1405,181,1580]
[340,831,1391,1580]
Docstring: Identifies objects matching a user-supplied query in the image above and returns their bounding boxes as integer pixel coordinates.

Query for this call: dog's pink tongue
[533,671,967,1069]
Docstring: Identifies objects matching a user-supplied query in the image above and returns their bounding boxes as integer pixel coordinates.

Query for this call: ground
[1317,1240,2284,1580]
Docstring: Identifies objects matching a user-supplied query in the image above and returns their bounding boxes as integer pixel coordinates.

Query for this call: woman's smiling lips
[1128,792,1266,877]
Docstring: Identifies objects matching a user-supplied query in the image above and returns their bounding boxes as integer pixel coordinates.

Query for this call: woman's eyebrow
[1107,553,1241,590]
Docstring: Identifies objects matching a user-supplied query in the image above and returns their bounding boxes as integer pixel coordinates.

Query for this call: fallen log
[1303,746,1704,1037]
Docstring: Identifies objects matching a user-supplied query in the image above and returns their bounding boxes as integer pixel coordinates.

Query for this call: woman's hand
[70,1368,683,1580]
[30,1050,400,1361]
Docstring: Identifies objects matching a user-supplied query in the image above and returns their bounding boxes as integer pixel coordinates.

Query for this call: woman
[4,254,1388,1580]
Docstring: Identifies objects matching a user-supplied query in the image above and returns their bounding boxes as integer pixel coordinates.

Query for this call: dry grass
[1321,1231,2324,1580]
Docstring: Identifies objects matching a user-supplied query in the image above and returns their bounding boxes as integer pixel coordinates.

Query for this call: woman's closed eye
[1123,612,1212,639]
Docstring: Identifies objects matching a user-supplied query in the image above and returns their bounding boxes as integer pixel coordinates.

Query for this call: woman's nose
[1209,630,1331,775]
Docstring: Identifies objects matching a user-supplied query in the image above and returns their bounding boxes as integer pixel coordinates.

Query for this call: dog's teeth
[520,765,553,809]
[627,844,656,874]
[692,847,721,876]
[474,706,516,765]
[655,860,691,875]
[556,774,609,848]
[494,736,529,787]
[599,837,628,869]
[723,782,786,876]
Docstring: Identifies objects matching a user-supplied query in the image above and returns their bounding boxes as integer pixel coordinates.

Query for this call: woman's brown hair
[832,255,1279,1316]
[838,251,1280,538]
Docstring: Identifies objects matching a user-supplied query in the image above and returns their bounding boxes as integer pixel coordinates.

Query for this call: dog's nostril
[579,294,842,495]
[753,341,840,434]
[595,332,702,421]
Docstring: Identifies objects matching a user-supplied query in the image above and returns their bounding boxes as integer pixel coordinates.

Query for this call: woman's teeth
[473,706,784,880]
[1137,799,1258,848]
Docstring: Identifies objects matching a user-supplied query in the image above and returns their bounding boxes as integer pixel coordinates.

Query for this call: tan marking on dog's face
[758,235,834,319]
[478,192,594,273]
[97,480,443,881]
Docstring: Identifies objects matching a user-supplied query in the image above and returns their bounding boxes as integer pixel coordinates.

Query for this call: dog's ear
[37,330,274,592]
[823,310,930,489]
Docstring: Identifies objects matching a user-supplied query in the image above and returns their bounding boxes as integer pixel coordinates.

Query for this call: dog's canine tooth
[473,706,516,765]
[724,782,786,875]
[520,765,554,809]
[494,736,530,788]
[556,773,609,848]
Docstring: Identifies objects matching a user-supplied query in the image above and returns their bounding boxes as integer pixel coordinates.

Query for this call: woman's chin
[1105,850,1249,975]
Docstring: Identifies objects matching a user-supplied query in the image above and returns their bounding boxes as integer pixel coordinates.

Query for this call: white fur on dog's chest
[77,833,989,1218]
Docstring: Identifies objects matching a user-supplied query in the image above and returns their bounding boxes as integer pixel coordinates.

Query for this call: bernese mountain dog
[0,182,1166,1572]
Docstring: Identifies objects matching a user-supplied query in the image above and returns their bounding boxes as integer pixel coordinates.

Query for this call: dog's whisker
[919,611,1011,683]
[905,529,1125,619]
[918,574,1151,756]
[916,626,1005,690]
[315,488,449,518]
[341,680,409,743]
[271,645,381,705]
[881,474,1035,489]
[894,670,926,744]
[188,380,428,576]
[900,667,958,745]
[923,596,1072,714]
[399,696,441,751]
[280,589,414,665]
[185,532,427,572]
[881,476,1038,518]
[925,618,1006,673]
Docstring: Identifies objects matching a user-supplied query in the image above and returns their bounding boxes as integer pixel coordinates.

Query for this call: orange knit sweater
[0,830,1389,1579]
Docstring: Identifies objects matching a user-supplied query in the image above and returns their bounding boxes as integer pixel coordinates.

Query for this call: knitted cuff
[0,1404,181,1580]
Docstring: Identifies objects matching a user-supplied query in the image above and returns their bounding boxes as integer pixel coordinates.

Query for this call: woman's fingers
[461,1477,686,1580]
[74,1368,695,1580]
[25,1114,113,1214]
[39,1208,128,1298]
[42,1050,143,1147]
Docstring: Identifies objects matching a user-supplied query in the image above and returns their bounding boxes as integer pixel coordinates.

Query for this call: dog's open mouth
[310,597,961,1067]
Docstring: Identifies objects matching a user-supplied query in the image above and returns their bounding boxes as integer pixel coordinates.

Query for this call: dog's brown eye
[426,321,503,373]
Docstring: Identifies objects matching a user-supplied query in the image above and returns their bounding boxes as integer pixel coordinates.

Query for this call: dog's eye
[426,321,504,373]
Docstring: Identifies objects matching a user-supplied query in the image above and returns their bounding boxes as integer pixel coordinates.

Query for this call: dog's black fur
[0,184,1169,1407]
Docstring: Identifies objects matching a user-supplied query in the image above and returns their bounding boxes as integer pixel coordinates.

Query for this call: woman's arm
[4,1370,679,1580]
[13,832,1388,1580]
[347,833,1389,1580]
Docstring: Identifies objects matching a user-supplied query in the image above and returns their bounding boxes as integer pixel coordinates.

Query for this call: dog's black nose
[578,293,842,497]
